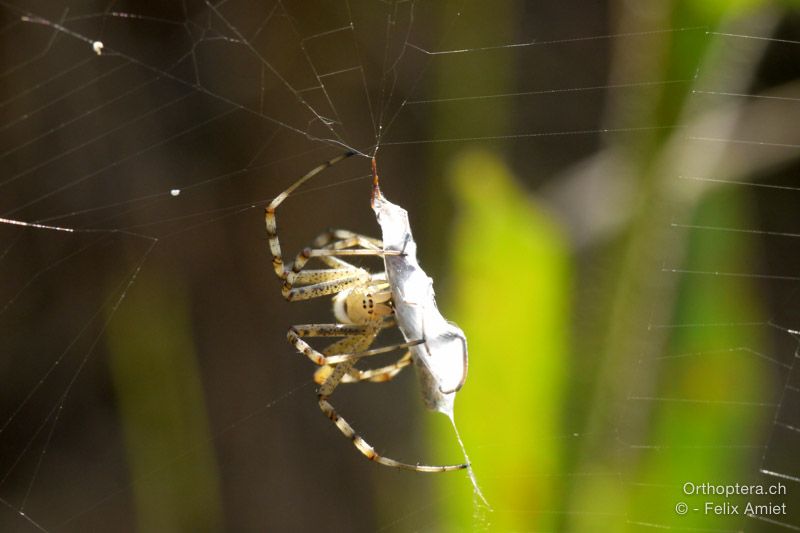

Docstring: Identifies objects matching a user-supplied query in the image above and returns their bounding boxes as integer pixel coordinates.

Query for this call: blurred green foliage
[432,150,570,532]
[106,273,222,532]
[421,0,789,531]
[629,188,767,529]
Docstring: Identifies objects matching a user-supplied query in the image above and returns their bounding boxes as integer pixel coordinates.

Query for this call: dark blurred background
[1,0,800,531]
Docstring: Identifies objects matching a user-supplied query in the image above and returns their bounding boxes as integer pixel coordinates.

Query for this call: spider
[265,151,467,472]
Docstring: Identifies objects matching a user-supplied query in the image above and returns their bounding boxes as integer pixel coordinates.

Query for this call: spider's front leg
[278,246,405,302]
[265,155,399,302]
[279,266,369,302]
[266,226,401,301]
[265,152,354,281]
[312,228,383,251]
[275,230,388,301]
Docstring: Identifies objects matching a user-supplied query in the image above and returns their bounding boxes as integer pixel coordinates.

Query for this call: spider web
[612,24,800,532]
[1,0,799,531]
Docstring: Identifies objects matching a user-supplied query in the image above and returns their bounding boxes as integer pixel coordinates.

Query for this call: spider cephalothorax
[332,284,393,325]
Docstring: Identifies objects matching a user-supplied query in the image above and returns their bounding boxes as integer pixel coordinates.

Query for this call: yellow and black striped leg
[312,228,383,250]
[282,270,368,301]
[266,152,355,279]
[341,351,413,383]
[288,324,420,367]
[317,360,467,472]
[313,346,413,385]
[278,247,399,301]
